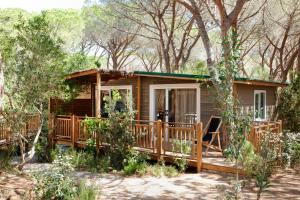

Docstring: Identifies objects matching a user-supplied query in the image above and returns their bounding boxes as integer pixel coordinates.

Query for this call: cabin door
[150,84,201,124]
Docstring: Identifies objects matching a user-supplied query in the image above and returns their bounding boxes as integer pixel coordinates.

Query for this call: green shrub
[34,154,77,199]
[34,153,97,200]
[277,74,300,132]
[146,163,179,177]
[123,150,149,176]
[0,148,14,170]
[85,138,96,154]
[77,181,97,200]
[84,90,135,170]
[35,136,51,162]
[172,140,191,172]
[241,136,276,200]
[283,132,300,168]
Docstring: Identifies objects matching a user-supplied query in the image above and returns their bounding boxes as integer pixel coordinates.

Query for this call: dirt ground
[21,163,300,200]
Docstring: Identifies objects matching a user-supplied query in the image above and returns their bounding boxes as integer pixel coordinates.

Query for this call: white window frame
[149,83,201,123]
[101,85,133,111]
[254,90,267,121]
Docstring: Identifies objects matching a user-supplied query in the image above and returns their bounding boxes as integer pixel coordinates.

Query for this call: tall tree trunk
[0,54,4,114]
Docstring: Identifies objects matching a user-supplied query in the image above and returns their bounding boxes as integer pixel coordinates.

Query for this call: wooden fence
[0,114,41,146]
[50,115,204,171]
[51,115,283,172]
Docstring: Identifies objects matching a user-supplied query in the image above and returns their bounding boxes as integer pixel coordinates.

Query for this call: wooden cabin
[49,69,284,173]
[50,69,284,125]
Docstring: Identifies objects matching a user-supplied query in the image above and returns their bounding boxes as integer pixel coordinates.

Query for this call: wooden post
[95,71,101,118]
[157,120,162,161]
[279,120,282,133]
[197,122,203,173]
[137,76,141,121]
[71,115,75,147]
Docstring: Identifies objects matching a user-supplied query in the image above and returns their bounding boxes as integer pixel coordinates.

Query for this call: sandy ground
[21,163,300,200]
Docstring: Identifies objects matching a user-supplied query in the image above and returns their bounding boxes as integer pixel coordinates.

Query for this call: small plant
[172,140,191,172]
[0,148,15,170]
[282,132,300,168]
[35,136,51,162]
[77,181,98,200]
[123,149,149,176]
[84,90,135,170]
[145,162,179,177]
[34,153,97,200]
[85,138,96,154]
[241,133,277,200]
[34,154,77,199]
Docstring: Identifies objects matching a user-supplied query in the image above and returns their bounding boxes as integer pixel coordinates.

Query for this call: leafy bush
[34,154,77,199]
[84,90,135,170]
[85,138,96,154]
[241,135,277,200]
[0,148,15,170]
[172,140,191,172]
[123,150,149,176]
[282,132,300,168]
[35,136,51,162]
[146,164,179,177]
[34,153,97,200]
[77,181,97,200]
[277,74,300,132]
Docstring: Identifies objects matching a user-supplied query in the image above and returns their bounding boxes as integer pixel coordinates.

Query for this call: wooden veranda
[0,114,41,147]
[49,115,283,174]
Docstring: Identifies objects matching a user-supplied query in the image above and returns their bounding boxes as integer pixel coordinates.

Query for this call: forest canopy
[0,0,299,83]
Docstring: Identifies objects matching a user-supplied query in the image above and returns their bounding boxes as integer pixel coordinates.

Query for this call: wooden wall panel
[50,99,93,116]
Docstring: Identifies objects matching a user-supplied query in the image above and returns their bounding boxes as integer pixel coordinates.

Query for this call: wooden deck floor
[132,146,242,174]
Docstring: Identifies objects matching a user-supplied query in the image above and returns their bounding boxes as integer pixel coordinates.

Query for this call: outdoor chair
[202,116,223,156]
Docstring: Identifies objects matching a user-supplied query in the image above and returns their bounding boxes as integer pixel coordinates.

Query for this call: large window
[254,90,266,121]
[100,85,132,117]
[150,84,200,123]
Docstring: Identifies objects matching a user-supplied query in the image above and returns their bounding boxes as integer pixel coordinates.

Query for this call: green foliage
[0,12,70,165]
[65,52,98,72]
[178,60,209,75]
[34,154,77,199]
[172,140,191,172]
[85,138,97,154]
[241,135,277,200]
[277,75,300,132]
[35,153,97,200]
[0,148,15,170]
[84,90,135,170]
[123,149,149,176]
[282,132,300,168]
[77,181,97,200]
[146,163,179,177]
[49,146,97,171]
[35,136,51,163]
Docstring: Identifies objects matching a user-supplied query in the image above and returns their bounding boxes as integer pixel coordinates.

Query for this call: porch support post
[47,99,53,148]
[95,71,101,118]
[197,122,203,173]
[137,76,141,121]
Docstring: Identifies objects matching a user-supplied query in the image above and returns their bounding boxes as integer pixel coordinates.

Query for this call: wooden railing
[248,120,283,154]
[0,114,41,146]
[51,115,283,172]
[51,115,204,171]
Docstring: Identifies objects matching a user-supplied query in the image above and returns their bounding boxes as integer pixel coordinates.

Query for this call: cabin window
[254,90,266,121]
[150,84,201,124]
[99,85,132,117]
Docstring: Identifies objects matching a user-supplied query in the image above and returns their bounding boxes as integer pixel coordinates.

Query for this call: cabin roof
[133,71,286,87]
[67,69,286,87]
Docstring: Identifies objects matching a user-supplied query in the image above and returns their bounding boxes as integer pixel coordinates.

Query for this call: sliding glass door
[151,84,200,124]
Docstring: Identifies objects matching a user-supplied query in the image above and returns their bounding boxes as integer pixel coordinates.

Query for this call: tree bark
[0,54,4,114]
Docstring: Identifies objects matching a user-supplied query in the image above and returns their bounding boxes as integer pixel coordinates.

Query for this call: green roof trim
[133,71,210,79]
[133,71,285,85]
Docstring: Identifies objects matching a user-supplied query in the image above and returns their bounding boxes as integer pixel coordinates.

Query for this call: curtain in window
[170,89,196,123]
